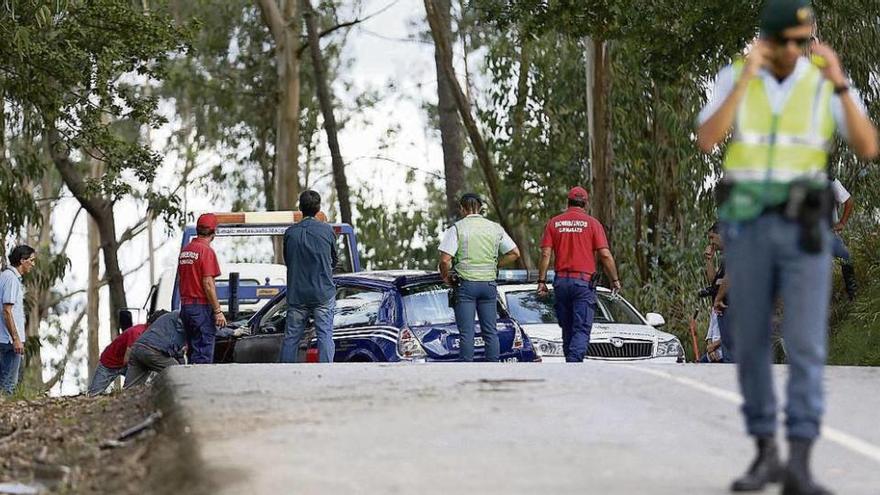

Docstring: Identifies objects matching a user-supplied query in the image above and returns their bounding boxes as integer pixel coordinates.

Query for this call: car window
[401,283,456,326]
[257,296,287,333]
[334,287,383,329]
[503,289,643,325]
[505,291,557,324]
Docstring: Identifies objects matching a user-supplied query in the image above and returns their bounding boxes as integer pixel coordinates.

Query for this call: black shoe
[731,437,783,492]
[782,438,834,495]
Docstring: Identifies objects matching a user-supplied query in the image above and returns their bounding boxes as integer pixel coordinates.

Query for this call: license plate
[451,336,485,349]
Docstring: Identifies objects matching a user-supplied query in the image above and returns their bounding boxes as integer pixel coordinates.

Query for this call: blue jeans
[724,214,831,440]
[553,277,596,362]
[453,280,500,362]
[87,363,126,396]
[181,304,217,364]
[831,234,850,262]
[0,343,21,395]
[280,298,336,363]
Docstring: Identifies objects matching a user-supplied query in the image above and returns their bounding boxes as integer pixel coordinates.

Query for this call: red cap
[567,186,589,201]
[196,213,218,230]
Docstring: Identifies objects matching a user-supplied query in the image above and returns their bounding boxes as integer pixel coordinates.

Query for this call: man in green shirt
[438,193,520,361]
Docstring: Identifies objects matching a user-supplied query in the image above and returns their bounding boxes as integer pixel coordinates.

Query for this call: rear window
[402,283,456,327]
[504,289,643,325]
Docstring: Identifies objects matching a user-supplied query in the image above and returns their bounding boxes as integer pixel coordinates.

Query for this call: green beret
[760,0,814,37]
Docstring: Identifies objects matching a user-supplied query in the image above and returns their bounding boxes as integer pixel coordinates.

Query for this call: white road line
[626,365,880,465]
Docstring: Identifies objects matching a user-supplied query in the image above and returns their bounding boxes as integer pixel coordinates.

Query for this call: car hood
[523,323,664,342]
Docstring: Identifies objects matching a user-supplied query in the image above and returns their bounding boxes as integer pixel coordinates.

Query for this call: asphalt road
[158,363,880,494]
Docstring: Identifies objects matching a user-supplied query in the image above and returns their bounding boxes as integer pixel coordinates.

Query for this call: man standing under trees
[438,193,520,362]
[697,1,878,493]
[0,245,36,395]
[177,214,226,364]
[279,190,338,363]
[536,187,620,362]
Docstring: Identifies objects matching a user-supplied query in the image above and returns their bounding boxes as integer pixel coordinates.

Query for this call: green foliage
[1,0,190,220]
[355,173,446,270]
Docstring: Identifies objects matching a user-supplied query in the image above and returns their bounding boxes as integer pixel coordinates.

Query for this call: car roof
[334,270,440,288]
[497,282,612,294]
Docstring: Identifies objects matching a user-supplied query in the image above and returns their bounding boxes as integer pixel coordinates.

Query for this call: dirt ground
[0,388,161,494]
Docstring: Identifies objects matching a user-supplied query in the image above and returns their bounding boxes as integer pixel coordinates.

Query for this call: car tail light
[306,348,318,363]
[398,327,427,360]
[513,324,524,350]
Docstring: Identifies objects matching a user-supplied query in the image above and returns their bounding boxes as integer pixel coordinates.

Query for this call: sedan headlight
[531,338,564,357]
[655,337,684,357]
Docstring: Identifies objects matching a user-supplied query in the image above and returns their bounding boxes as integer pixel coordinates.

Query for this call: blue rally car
[213,270,539,363]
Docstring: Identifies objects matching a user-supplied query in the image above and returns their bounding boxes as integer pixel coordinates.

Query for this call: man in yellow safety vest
[696,1,878,493]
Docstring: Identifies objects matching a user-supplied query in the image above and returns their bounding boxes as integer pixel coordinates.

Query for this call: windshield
[402,283,456,326]
[504,289,643,325]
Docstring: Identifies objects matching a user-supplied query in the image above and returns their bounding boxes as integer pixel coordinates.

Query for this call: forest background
[2,0,879,395]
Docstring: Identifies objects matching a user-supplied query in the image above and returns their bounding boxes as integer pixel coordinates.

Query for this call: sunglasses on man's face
[769,35,814,49]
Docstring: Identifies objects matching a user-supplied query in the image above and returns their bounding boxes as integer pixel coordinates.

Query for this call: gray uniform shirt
[0,267,25,344]
[136,311,186,359]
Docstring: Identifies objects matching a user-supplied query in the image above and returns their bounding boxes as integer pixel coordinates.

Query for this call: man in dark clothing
[124,311,186,389]
[279,190,338,363]
[705,222,733,363]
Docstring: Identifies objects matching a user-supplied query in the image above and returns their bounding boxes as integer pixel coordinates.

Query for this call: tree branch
[296,0,401,56]
[255,0,286,46]
[42,308,86,392]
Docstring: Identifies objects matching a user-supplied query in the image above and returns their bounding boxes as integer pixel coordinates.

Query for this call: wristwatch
[834,83,850,95]
[537,280,547,284]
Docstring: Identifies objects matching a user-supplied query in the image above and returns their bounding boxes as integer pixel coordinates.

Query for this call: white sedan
[497,283,684,363]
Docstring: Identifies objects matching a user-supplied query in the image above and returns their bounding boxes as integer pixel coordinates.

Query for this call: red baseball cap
[196,213,218,230]
[567,186,589,201]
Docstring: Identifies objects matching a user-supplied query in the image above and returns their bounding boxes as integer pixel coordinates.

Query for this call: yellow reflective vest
[720,60,835,221]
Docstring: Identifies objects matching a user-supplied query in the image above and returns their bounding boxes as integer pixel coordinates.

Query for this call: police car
[214,270,539,363]
[497,271,684,363]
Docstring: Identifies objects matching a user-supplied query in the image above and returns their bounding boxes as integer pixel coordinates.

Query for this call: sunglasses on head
[769,34,815,49]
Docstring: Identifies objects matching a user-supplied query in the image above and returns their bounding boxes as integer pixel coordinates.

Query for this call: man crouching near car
[279,190,338,363]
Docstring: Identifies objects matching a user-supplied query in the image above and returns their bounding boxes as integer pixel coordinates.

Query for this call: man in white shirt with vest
[438,193,520,362]
[697,1,877,493]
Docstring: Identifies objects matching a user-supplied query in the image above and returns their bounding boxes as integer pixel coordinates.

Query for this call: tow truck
[121,210,361,329]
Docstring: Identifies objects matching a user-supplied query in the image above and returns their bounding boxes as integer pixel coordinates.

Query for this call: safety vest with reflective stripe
[453,216,504,282]
[720,60,835,221]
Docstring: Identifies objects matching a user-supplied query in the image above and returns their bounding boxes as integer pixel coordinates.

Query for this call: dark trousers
[181,304,216,364]
[553,277,596,362]
[717,312,735,363]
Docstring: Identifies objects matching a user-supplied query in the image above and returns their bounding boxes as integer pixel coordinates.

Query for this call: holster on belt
[784,180,832,254]
[447,274,461,308]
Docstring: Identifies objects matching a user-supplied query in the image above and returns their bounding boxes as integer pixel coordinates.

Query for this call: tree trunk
[585,37,615,237]
[431,0,465,223]
[303,0,352,225]
[87,161,102,376]
[47,129,126,335]
[424,0,534,268]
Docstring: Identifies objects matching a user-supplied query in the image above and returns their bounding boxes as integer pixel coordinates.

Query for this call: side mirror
[645,312,666,327]
[119,310,133,332]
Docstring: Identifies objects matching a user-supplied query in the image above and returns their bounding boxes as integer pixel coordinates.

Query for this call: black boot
[731,437,783,492]
[782,438,833,495]
[841,264,857,301]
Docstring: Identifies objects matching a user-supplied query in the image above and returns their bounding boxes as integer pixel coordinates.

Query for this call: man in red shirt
[177,213,226,364]
[537,186,621,362]
[86,310,166,395]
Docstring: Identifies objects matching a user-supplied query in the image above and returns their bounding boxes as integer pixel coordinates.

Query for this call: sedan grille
[587,340,653,359]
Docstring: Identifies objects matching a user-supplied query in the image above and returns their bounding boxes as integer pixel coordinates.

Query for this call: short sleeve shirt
[540,208,609,275]
[438,215,517,257]
[100,323,148,368]
[177,238,221,304]
[0,267,25,344]
[830,179,851,223]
